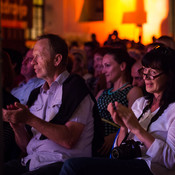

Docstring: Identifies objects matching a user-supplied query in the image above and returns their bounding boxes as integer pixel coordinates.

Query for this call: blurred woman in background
[96,48,143,156]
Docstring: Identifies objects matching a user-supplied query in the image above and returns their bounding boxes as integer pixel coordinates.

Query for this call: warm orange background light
[63,0,169,46]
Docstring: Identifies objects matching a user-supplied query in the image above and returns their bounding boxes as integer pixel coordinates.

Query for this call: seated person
[84,41,96,74]
[70,48,92,81]
[59,46,175,175]
[86,46,111,97]
[2,50,20,162]
[4,48,25,88]
[11,49,44,105]
[96,48,143,157]
[131,59,147,95]
[3,34,103,175]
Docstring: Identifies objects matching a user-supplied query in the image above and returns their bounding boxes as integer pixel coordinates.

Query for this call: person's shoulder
[165,102,175,112]
[11,83,25,96]
[63,73,89,97]
[161,102,175,122]
[131,97,148,117]
[95,89,105,100]
[65,73,84,83]
[129,86,143,95]
[127,86,143,102]
[131,96,147,109]
[134,96,147,103]
[29,77,45,83]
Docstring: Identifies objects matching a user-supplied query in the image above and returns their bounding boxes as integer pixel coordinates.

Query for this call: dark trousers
[59,157,154,175]
[3,159,63,175]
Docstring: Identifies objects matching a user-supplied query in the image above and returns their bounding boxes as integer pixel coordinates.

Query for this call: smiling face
[143,67,168,97]
[32,39,55,80]
[102,54,123,83]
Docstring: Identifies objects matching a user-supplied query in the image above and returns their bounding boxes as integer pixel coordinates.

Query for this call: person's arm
[3,106,83,149]
[116,127,128,146]
[112,102,155,149]
[130,123,155,148]
[111,86,143,146]
[146,119,175,169]
[28,95,93,148]
[33,95,93,148]
[9,123,31,153]
[127,86,143,108]
[130,102,175,169]
[27,116,84,149]
[98,132,116,155]
[107,103,128,146]
[3,105,31,153]
[3,95,93,149]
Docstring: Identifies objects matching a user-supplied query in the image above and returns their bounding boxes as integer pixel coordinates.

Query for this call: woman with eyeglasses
[59,46,175,175]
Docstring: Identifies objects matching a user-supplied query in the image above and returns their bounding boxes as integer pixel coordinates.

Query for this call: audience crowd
[2,31,175,175]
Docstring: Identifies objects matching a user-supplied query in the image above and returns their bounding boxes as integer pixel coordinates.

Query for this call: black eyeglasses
[138,68,164,80]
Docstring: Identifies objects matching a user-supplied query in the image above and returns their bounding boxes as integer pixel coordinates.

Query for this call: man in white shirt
[3,34,103,175]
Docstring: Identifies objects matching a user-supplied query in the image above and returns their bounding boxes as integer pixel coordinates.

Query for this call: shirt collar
[40,71,70,92]
[55,70,70,85]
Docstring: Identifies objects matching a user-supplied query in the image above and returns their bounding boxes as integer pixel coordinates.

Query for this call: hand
[2,104,18,122]
[113,102,141,134]
[6,104,18,110]
[3,102,30,124]
[107,102,126,127]
[97,133,116,156]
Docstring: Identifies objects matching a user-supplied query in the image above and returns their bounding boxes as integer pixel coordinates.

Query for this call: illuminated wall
[45,0,169,45]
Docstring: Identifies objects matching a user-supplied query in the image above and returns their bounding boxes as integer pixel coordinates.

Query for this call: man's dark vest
[27,74,104,156]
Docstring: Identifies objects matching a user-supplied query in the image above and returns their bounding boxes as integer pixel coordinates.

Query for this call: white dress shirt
[22,71,94,171]
[131,97,175,175]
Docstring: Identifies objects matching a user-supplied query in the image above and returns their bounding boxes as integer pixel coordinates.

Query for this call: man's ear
[120,62,126,71]
[54,54,62,66]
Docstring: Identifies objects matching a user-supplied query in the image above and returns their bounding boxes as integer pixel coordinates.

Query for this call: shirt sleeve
[131,96,148,119]
[69,94,94,125]
[132,98,175,169]
[146,117,175,169]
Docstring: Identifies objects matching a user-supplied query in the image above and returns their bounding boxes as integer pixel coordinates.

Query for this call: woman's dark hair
[105,48,135,83]
[37,34,68,67]
[94,46,111,57]
[142,45,175,107]
[139,46,175,131]
[145,42,165,53]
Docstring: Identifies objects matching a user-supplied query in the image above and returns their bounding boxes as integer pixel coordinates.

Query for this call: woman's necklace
[108,82,130,95]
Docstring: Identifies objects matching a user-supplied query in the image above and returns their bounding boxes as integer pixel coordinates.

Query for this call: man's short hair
[38,34,68,66]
